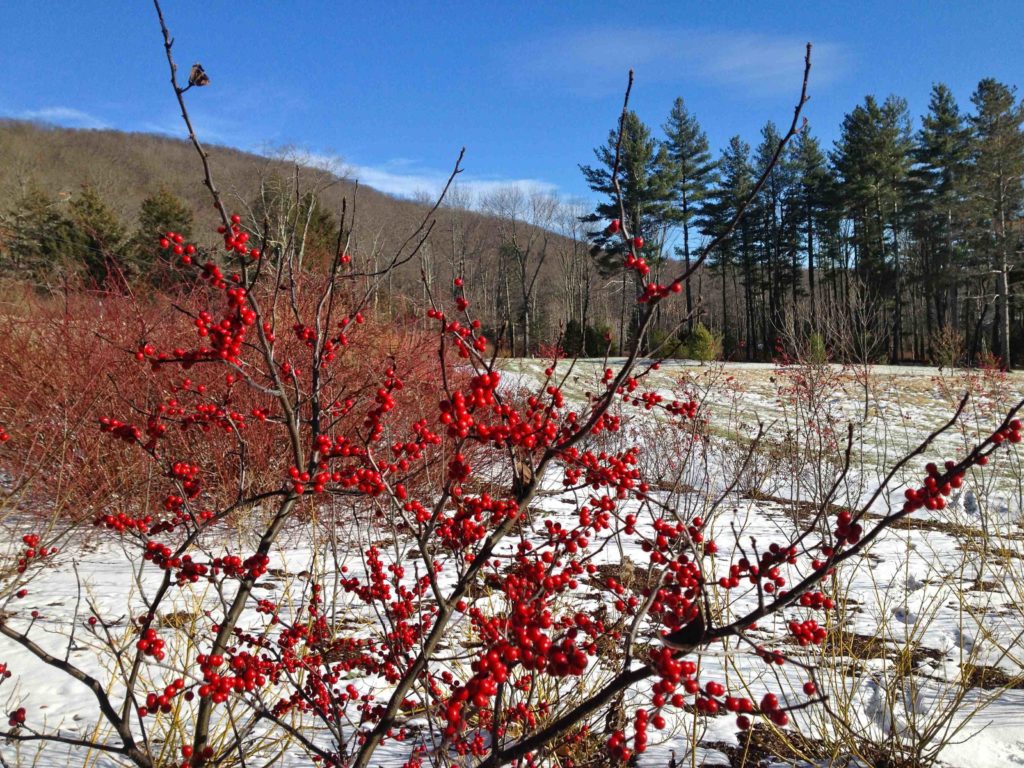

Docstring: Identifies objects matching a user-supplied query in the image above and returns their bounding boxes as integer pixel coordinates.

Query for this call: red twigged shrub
[0,282,161,523]
[0,276,440,528]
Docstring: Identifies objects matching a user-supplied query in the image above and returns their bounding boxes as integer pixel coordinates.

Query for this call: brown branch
[152,0,232,231]
[497,664,651,765]
[347,148,466,279]
[0,621,152,767]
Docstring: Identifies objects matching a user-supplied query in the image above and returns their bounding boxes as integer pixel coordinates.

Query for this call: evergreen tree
[297,192,340,268]
[701,136,756,357]
[68,185,126,285]
[580,110,675,349]
[662,97,717,331]
[0,185,79,281]
[969,78,1024,368]
[911,83,973,340]
[133,188,194,279]
[752,121,798,339]
[832,95,913,360]
[790,126,832,328]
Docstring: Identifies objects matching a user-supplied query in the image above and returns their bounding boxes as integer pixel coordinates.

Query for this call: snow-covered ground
[2,360,1022,767]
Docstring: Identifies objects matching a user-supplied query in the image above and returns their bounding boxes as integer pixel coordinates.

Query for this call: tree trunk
[890,199,903,363]
[682,193,694,333]
[997,181,1012,370]
[998,254,1011,370]
[807,194,817,333]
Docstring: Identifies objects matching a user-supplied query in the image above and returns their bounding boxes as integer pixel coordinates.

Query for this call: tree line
[0,183,194,287]
[581,79,1024,368]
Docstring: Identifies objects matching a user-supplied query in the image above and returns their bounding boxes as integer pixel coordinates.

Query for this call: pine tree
[832,95,913,360]
[68,185,126,285]
[132,188,194,281]
[580,110,675,349]
[662,98,717,332]
[701,136,755,357]
[752,121,797,340]
[0,185,79,281]
[911,83,973,342]
[296,192,340,270]
[969,78,1024,368]
[790,126,832,328]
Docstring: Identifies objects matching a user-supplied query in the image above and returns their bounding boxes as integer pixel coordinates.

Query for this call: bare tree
[480,185,559,355]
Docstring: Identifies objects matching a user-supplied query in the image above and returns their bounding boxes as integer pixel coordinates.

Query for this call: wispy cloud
[306,154,558,202]
[137,107,259,147]
[18,106,109,129]
[512,27,847,98]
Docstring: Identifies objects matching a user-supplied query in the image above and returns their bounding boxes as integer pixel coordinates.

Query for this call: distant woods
[579,79,1024,369]
[2,76,1023,368]
[1,183,193,286]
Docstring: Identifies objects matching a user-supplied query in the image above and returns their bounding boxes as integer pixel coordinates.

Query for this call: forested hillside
[0,119,625,358]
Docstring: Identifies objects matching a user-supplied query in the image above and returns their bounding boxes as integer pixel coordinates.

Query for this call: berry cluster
[99,416,142,442]
[139,678,186,717]
[136,628,166,660]
[902,419,1020,516]
[15,534,57,574]
[788,618,828,646]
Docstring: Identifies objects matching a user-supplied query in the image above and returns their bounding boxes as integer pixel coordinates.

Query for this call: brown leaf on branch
[188,63,209,87]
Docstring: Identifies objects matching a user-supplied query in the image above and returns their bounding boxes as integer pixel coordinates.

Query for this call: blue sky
[2,1,1022,203]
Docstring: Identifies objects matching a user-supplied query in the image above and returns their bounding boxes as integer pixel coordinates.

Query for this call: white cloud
[513,28,847,98]
[19,106,109,129]
[305,154,558,203]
